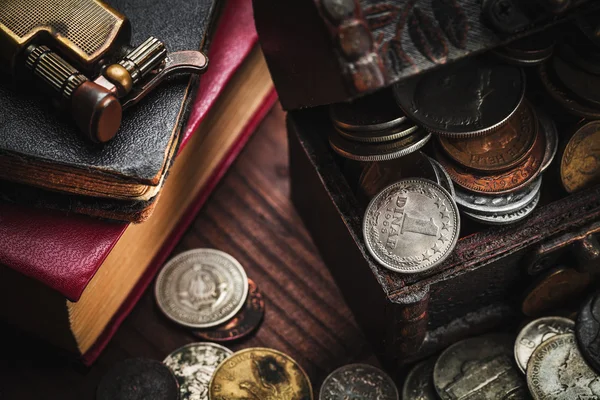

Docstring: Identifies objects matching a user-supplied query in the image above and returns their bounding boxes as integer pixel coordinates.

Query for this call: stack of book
[0,0,275,364]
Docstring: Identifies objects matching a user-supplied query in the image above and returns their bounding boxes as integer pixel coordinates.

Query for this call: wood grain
[0,104,373,400]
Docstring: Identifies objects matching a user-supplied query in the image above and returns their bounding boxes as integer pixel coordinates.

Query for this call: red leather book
[0,0,276,364]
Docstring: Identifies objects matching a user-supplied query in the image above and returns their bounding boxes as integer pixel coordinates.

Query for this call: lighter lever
[24,38,208,143]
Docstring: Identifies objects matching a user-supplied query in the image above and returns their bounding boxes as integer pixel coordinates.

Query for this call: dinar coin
[163,342,233,400]
[462,187,540,226]
[363,178,460,274]
[527,333,600,399]
[208,347,313,400]
[97,358,179,400]
[319,363,398,400]
[193,279,265,342]
[537,107,558,173]
[514,316,575,373]
[522,267,592,316]
[394,58,525,137]
[576,292,600,374]
[402,357,437,400]
[561,121,600,193]
[336,122,418,143]
[438,101,537,172]
[433,334,528,400]
[155,249,249,329]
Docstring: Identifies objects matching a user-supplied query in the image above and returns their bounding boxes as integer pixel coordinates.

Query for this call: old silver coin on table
[402,357,437,400]
[155,248,249,328]
[319,363,398,400]
[363,178,460,274]
[455,177,542,216]
[463,188,541,226]
[537,108,558,173]
[163,342,233,400]
[514,316,575,374]
[527,333,600,399]
[433,334,529,400]
[429,157,456,198]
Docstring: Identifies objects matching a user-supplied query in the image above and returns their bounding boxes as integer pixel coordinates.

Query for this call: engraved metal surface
[463,187,540,225]
[402,357,437,400]
[514,316,575,373]
[433,334,528,400]
[319,363,398,400]
[576,292,600,374]
[527,333,600,399]
[363,178,460,273]
[163,342,233,400]
[155,249,249,329]
[560,121,600,193]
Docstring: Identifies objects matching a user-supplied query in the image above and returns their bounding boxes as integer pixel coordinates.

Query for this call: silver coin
[455,177,542,216]
[319,363,398,400]
[163,342,233,400]
[363,179,460,274]
[155,249,249,328]
[402,357,437,400]
[434,334,528,400]
[429,157,456,199]
[537,108,558,173]
[514,316,574,374]
[336,122,419,143]
[527,333,600,399]
[463,188,540,226]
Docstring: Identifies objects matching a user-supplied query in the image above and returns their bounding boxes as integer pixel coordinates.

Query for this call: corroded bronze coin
[193,279,265,342]
[402,357,437,400]
[435,125,545,194]
[561,121,600,193]
[208,347,313,400]
[97,358,179,400]
[576,292,600,373]
[438,101,537,172]
[319,364,398,399]
[522,267,591,317]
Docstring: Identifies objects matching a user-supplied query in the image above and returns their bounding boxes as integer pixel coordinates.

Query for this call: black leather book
[0,0,222,222]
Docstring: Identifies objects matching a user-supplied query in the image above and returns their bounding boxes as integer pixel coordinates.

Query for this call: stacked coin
[394,58,558,225]
[320,364,398,399]
[155,249,265,342]
[329,88,431,162]
[492,32,554,66]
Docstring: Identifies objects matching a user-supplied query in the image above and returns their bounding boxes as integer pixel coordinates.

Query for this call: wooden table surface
[0,104,375,400]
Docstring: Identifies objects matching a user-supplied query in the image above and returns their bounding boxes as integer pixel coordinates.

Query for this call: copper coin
[193,279,264,342]
[561,121,600,193]
[522,267,591,317]
[438,101,537,173]
[435,124,545,195]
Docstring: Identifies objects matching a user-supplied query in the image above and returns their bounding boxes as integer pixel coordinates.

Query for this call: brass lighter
[0,0,208,143]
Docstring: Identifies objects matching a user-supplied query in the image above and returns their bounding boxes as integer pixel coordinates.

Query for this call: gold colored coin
[561,121,600,193]
[208,347,313,400]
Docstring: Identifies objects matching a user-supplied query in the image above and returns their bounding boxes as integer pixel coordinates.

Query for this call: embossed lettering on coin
[208,347,313,400]
[576,292,600,374]
[319,364,398,400]
[561,121,600,193]
[155,249,249,328]
[514,316,574,373]
[163,342,233,400]
[402,357,437,400]
[363,179,460,273]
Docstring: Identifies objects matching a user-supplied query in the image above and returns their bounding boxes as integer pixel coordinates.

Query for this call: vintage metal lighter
[0,0,208,143]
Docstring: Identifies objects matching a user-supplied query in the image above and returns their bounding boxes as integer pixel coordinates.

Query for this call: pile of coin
[154,248,265,342]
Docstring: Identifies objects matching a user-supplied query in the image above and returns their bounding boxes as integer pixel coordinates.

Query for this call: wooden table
[0,104,374,400]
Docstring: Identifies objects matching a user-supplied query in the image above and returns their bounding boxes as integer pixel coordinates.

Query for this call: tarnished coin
[336,122,419,143]
[576,292,600,374]
[193,279,265,342]
[561,121,600,193]
[438,101,538,172]
[514,317,575,373]
[553,56,600,108]
[208,347,313,400]
[527,333,600,399]
[435,124,545,194]
[492,33,554,66]
[537,107,558,173]
[433,334,528,400]
[97,358,179,400]
[155,249,249,329]
[363,179,460,274]
[402,357,437,400]
[330,88,407,132]
[394,58,525,137]
[329,128,431,162]
[163,342,233,400]
[319,364,398,400]
[462,187,540,226]
[455,177,541,216]
[429,157,456,198]
[522,267,592,316]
